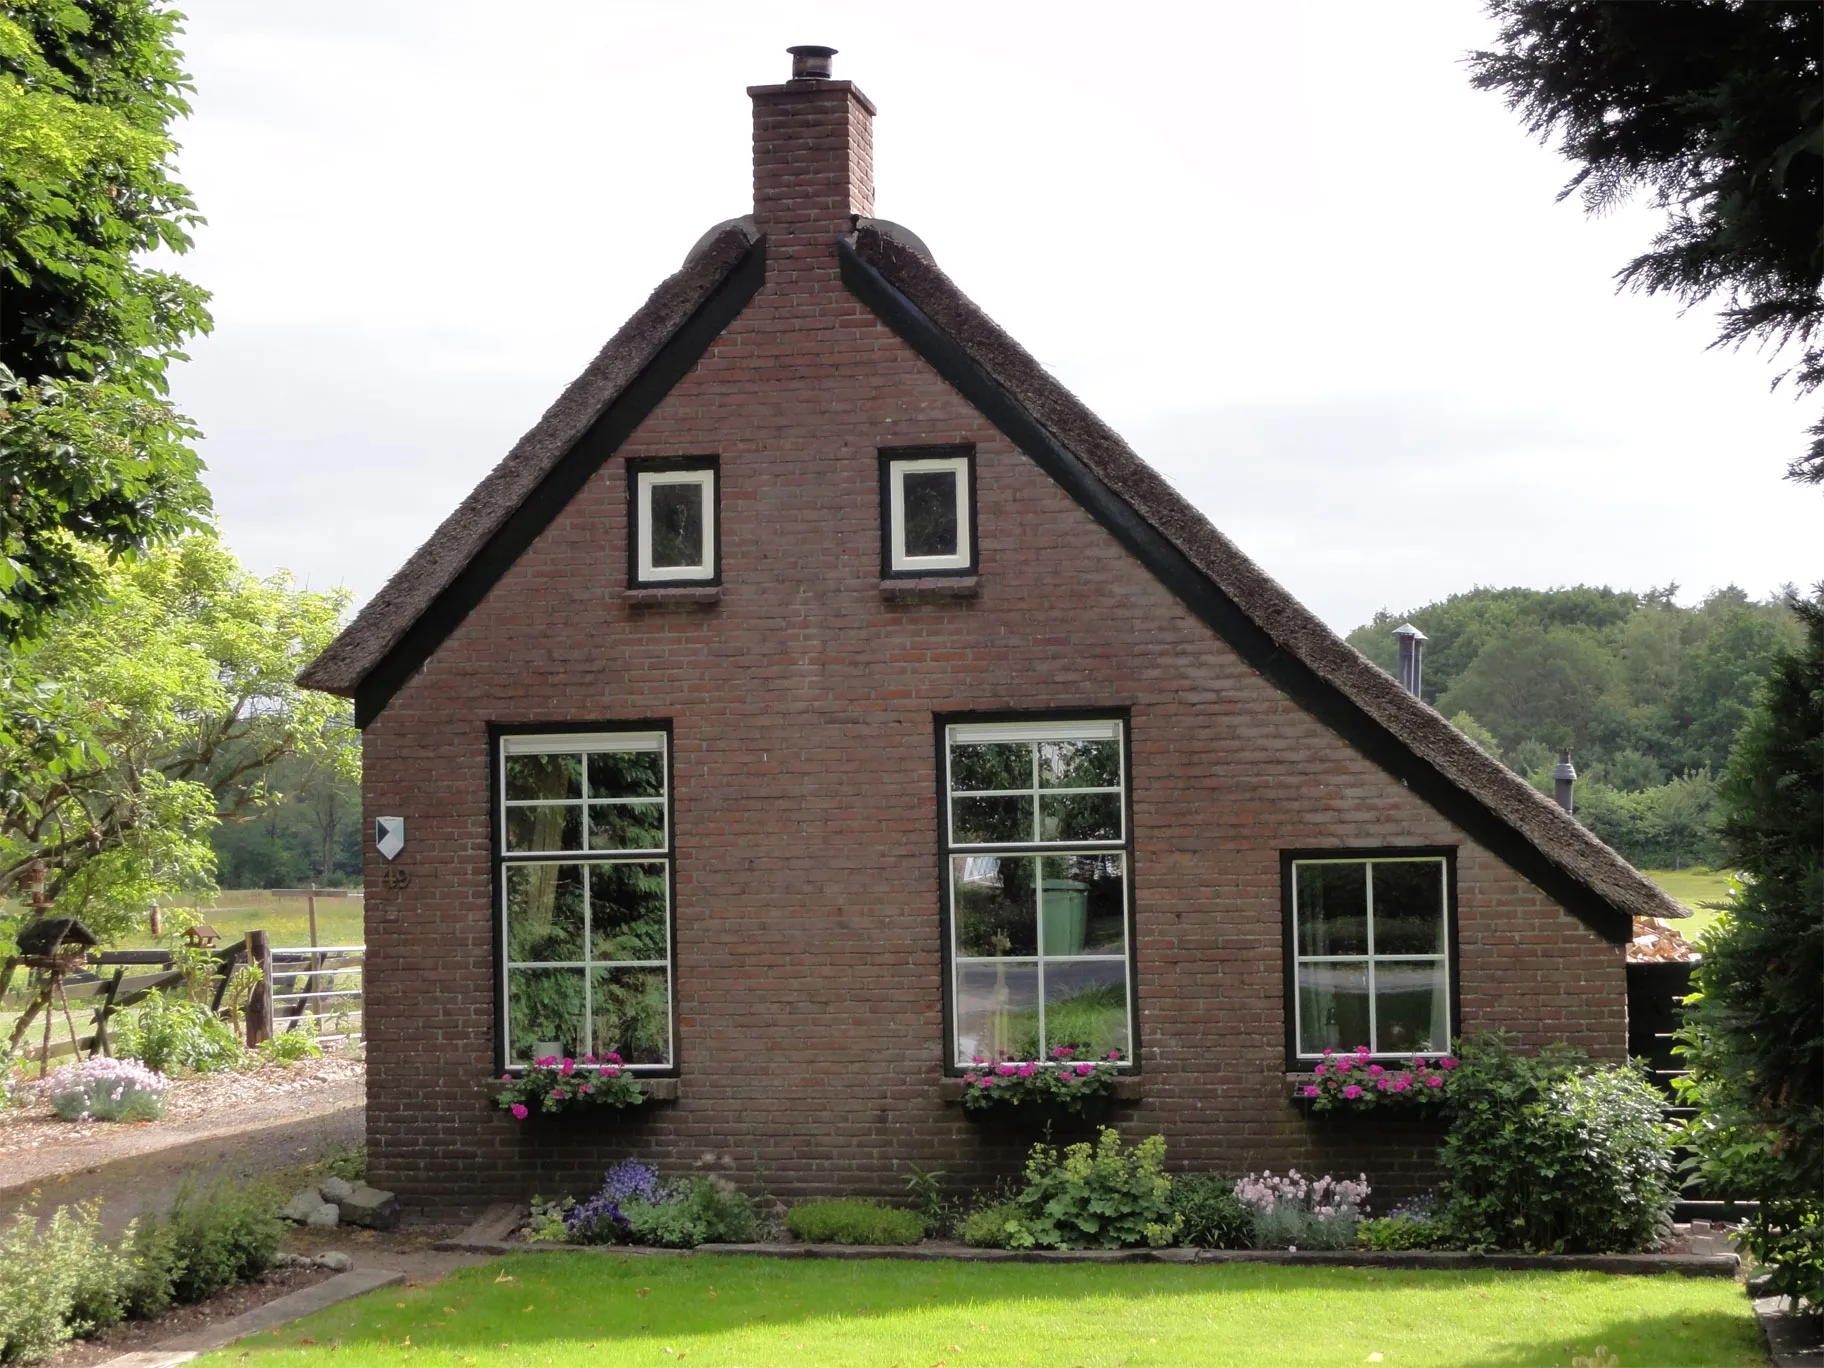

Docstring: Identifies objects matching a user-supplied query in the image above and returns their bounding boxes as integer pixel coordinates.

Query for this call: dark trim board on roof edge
[352,238,767,728]
[837,238,1631,946]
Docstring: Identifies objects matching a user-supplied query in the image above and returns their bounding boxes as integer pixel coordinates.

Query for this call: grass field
[194,1254,1763,1368]
[1641,867,1736,946]
[118,889,366,950]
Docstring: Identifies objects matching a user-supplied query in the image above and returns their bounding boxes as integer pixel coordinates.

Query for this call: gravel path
[1,1060,365,1232]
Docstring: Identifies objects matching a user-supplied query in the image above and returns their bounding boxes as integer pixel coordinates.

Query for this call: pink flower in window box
[511,1103,529,1119]
[1342,1085,1363,1099]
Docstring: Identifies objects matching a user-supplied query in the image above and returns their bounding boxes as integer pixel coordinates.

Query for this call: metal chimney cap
[1553,747,1577,780]
[1392,622,1427,640]
[787,45,837,80]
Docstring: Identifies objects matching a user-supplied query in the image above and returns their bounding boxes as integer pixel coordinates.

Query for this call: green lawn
[1641,867,1736,946]
[196,1254,1762,1368]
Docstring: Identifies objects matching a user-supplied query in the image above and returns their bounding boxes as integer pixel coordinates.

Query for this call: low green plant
[1357,1213,1449,1251]
[0,1201,123,1362]
[959,1200,1025,1249]
[901,1162,954,1235]
[320,1142,367,1184]
[113,991,244,1075]
[1438,1033,1677,1253]
[991,1127,1182,1250]
[165,1180,283,1303]
[118,1215,180,1320]
[522,1197,571,1244]
[620,1176,757,1248]
[784,1199,925,1245]
[1171,1173,1252,1249]
[257,1028,323,1065]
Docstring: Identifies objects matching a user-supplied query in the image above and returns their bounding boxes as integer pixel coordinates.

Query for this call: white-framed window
[942,717,1133,1067]
[1288,853,1453,1060]
[631,461,716,584]
[497,730,674,1069]
[883,449,973,575]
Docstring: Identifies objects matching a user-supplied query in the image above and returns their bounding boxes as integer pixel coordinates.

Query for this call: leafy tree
[0,0,213,641]
[0,531,353,942]
[1438,622,1621,760]
[1469,2,1824,482]
[1674,586,1823,1309]
[1448,711,1504,761]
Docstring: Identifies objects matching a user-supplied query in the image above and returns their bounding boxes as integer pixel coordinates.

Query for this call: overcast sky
[164,1,1817,633]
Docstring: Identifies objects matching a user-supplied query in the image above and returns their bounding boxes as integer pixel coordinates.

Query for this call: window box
[940,714,1137,1075]
[881,446,975,577]
[1285,1047,1458,1112]
[628,458,718,586]
[1282,849,1458,1069]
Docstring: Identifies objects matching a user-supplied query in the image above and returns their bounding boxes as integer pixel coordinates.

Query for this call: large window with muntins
[942,718,1133,1067]
[1288,853,1452,1060]
[497,730,673,1069]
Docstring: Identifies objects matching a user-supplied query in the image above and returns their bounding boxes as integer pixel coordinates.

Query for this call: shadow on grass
[217,1255,1766,1368]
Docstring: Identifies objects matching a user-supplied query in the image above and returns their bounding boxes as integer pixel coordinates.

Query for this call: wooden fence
[3,937,366,1064]
[270,945,365,1046]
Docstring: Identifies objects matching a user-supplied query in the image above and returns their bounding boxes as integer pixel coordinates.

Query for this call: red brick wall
[356,89,1625,1213]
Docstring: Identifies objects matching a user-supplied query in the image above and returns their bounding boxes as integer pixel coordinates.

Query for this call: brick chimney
[749,46,875,245]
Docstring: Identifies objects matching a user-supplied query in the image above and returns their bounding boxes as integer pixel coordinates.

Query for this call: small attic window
[881,446,975,577]
[629,458,718,585]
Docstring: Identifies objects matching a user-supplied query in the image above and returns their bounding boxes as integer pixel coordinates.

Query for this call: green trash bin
[1041,879,1088,955]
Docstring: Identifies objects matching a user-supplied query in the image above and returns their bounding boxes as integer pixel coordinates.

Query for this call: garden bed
[39,1263,334,1367]
[439,1213,1738,1277]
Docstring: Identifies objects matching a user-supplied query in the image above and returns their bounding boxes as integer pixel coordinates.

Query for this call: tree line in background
[1349,583,1802,869]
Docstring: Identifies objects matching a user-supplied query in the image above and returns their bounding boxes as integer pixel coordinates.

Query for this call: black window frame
[1279,845,1460,1071]
[626,455,721,587]
[489,718,681,1078]
[879,444,978,579]
[935,706,1140,1076]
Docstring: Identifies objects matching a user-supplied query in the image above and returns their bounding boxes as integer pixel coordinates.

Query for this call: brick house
[300,48,1684,1207]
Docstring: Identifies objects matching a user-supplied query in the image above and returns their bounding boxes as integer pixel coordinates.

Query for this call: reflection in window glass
[1291,857,1449,1058]
[648,483,704,568]
[946,721,1131,1066]
[501,734,672,1067]
[901,469,959,558]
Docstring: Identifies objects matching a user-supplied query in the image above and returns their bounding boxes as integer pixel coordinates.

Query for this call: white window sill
[624,585,721,607]
[880,576,980,602]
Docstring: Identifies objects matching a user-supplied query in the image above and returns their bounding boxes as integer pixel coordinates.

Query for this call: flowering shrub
[979,1127,1182,1250]
[959,1046,1125,1117]
[1438,1034,1675,1253]
[112,992,244,1075]
[1297,1045,1456,1112]
[525,1160,759,1248]
[48,1058,170,1122]
[1357,1196,1450,1250]
[495,1054,645,1118]
[1233,1169,1370,1250]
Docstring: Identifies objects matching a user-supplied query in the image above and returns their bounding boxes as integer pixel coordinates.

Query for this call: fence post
[244,930,274,1047]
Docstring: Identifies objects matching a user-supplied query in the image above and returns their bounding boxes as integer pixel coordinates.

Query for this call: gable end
[839,236,1635,946]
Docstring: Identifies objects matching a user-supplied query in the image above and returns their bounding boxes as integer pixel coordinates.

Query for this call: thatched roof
[298,213,1685,938]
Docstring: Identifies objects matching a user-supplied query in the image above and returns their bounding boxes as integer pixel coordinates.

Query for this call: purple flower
[1425,1076,1443,1088]
[1440,1057,1458,1070]
[1342,1085,1363,1100]
[1302,1085,1319,1098]
[1314,1063,1328,1076]
[1074,1064,1093,1077]
[511,1103,529,1119]
[559,1058,576,1076]
[1367,1064,1385,1076]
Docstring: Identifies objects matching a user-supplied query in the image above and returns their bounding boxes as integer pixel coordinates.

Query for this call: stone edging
[1756,1295,1824,1367]
[93,1267,405,1368]
[435,1209,1737,1277]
